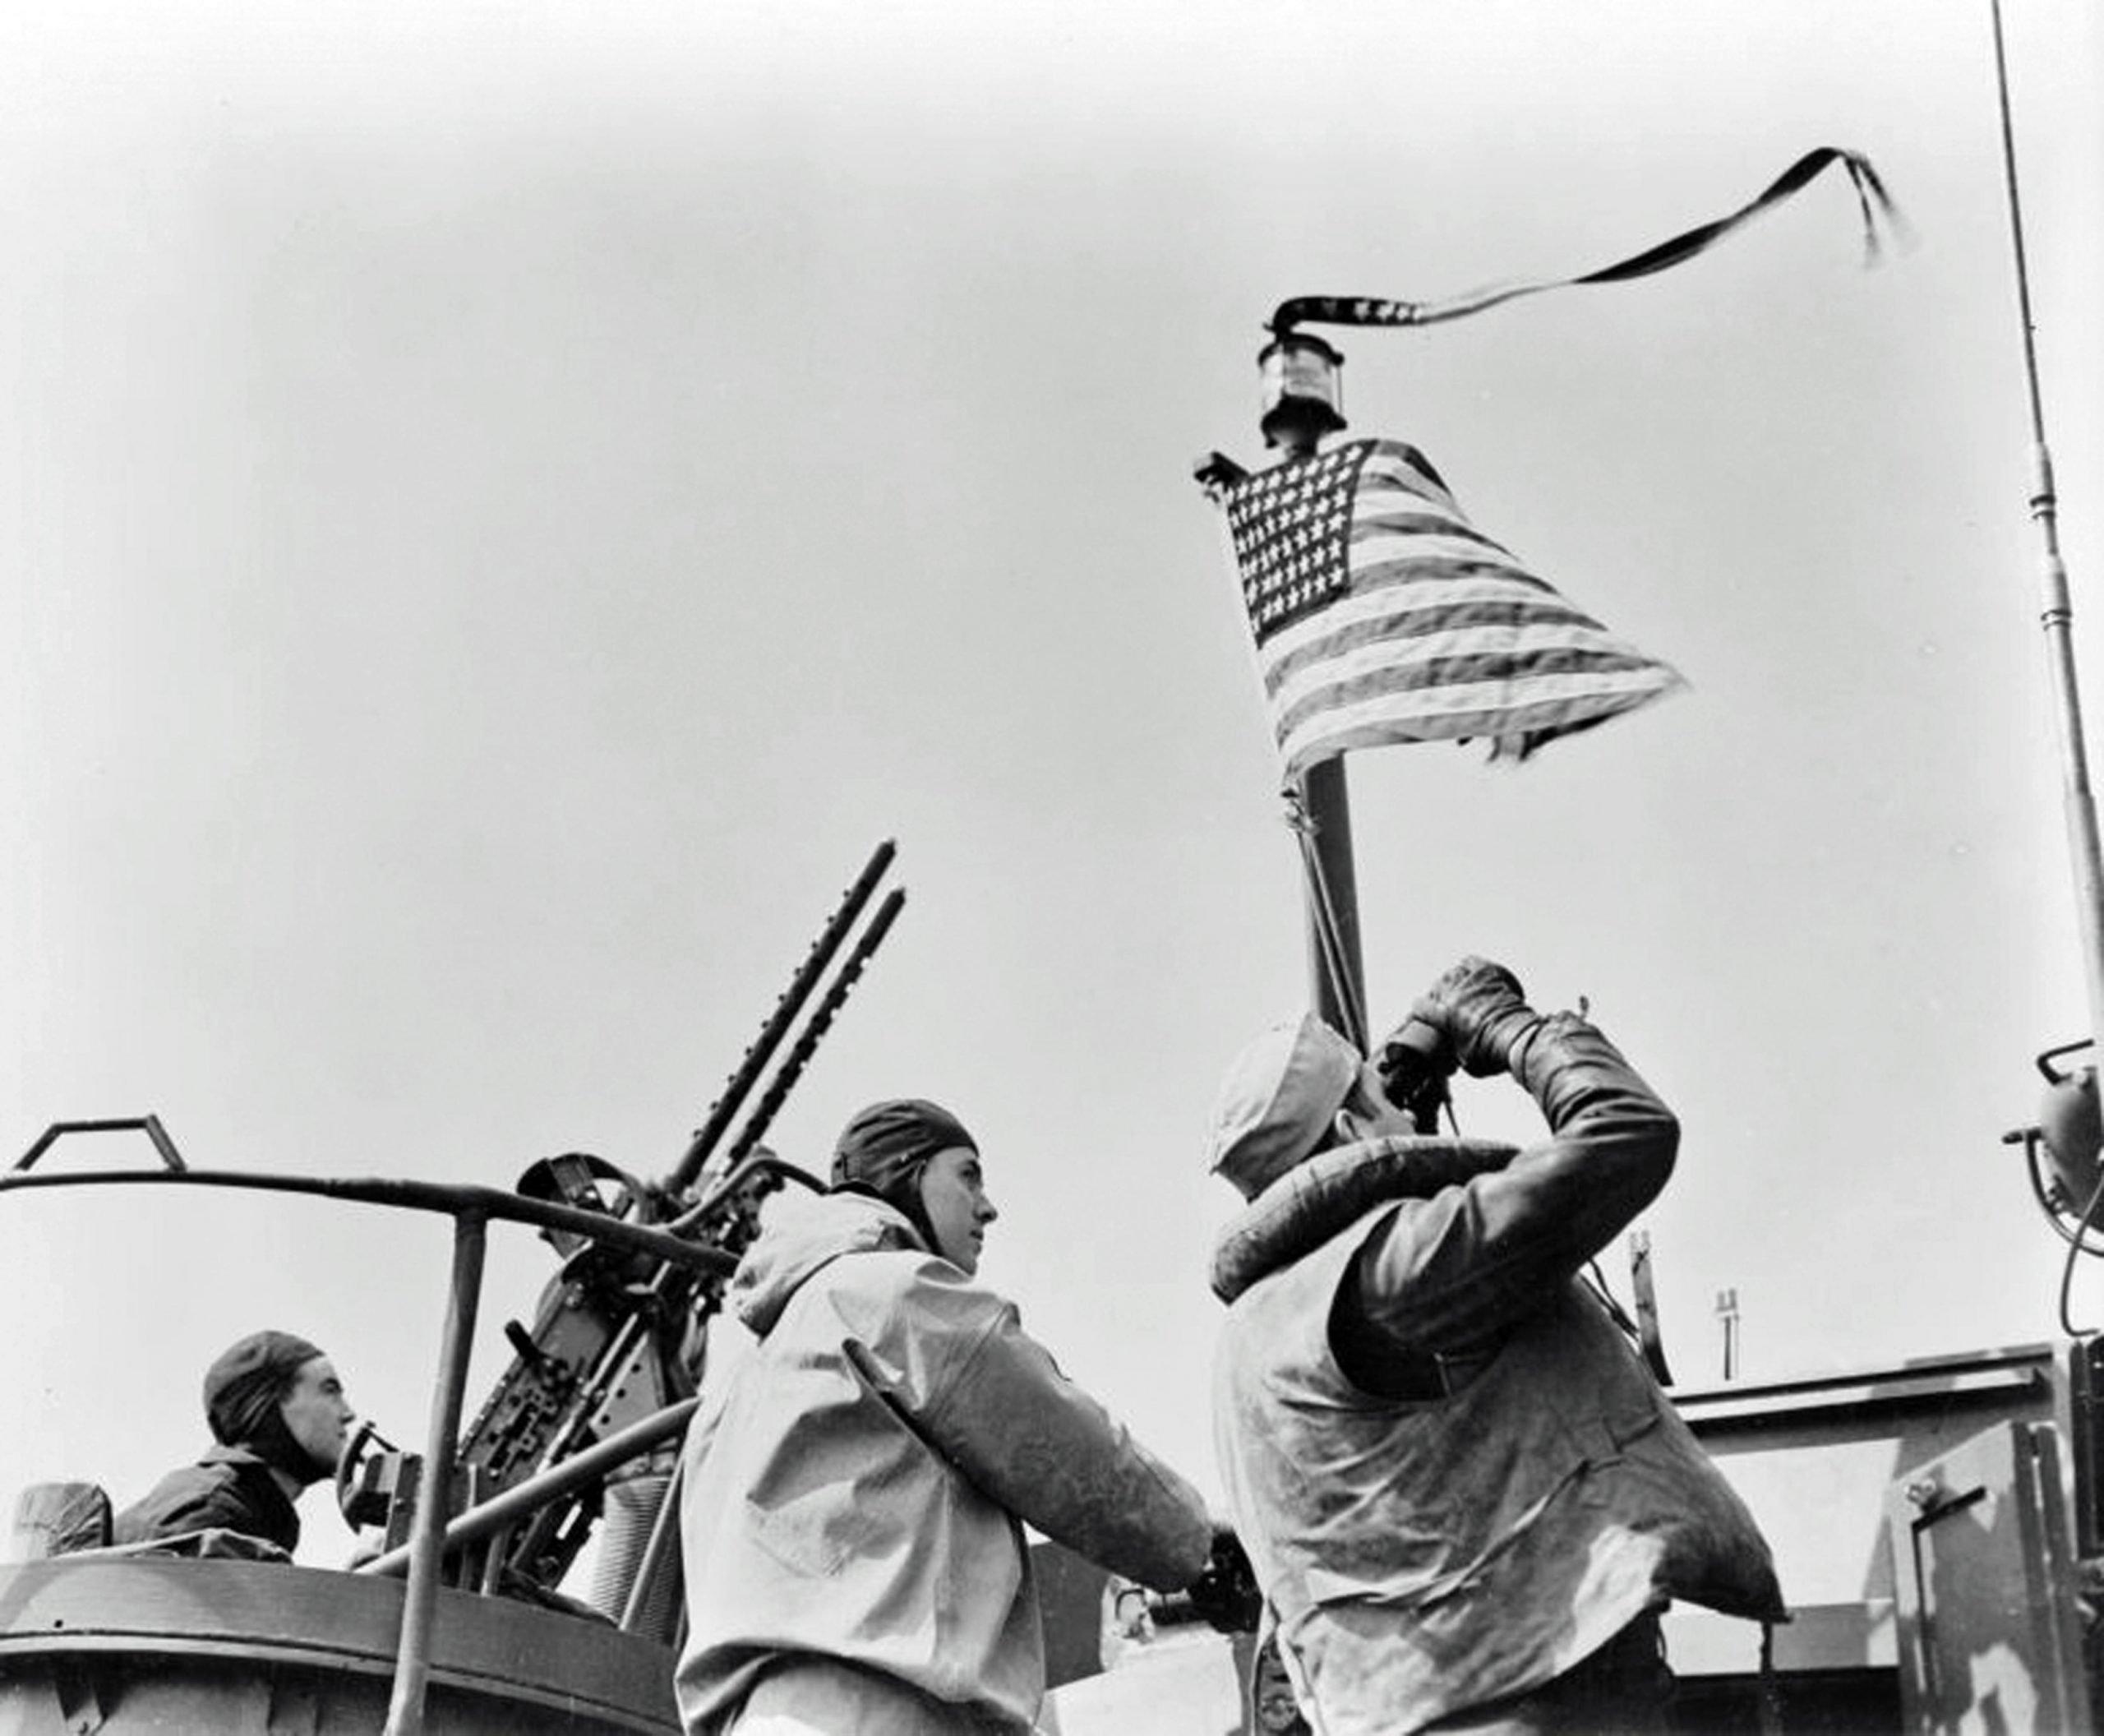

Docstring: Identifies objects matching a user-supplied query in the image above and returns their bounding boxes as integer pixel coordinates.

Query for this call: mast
[1259,332,1369,1049]
[1990,0,2104,1073]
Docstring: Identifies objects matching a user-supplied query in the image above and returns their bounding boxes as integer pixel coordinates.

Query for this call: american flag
[1220,439,1685,775]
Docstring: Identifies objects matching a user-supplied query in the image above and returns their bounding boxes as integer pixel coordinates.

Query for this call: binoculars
[1377,1017,1457,1134]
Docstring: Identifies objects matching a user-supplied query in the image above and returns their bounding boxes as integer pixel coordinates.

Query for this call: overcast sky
[5,2,2103,1570]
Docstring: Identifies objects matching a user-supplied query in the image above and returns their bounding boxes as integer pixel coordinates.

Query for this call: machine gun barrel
[724,887,906,1170]
[667,838,897,1195]
[667,888,902,1234]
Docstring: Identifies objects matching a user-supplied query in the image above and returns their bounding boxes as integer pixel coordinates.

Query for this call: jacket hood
[731,1189,929,1337]
[1211,1133,1519,1304]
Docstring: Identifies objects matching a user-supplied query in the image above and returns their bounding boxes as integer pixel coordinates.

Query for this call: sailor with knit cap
[676,1097,1222,1735]
[113,1330,356,1558]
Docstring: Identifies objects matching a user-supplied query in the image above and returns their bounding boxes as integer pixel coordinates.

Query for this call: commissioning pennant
[1221,439,1684,774]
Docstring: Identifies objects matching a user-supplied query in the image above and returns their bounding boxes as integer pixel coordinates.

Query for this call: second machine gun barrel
[667,838,897,1196]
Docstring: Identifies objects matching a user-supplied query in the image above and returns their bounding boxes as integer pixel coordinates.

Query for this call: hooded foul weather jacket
[676,1189,1211,1735]
[1213,1014,1784,1734]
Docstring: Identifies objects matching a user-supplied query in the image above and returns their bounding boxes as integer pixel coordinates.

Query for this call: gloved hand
[1185,1526,1262,1634]
[1407,956,1538,1078]
[1376,1013,1456,1128]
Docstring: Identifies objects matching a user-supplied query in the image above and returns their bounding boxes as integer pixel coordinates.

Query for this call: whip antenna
[1989,0,2104,1106]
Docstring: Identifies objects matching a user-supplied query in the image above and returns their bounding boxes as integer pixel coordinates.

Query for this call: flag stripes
[1220,440,1684,772]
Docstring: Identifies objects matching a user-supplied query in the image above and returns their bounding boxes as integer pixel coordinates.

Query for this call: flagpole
[1989,0,2104,1073]
[1262,335,1369,1050]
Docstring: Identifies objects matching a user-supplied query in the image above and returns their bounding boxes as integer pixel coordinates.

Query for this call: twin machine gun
[337,841,904,1622]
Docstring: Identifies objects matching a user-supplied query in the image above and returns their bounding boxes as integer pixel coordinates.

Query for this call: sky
[4,2,2103,1573]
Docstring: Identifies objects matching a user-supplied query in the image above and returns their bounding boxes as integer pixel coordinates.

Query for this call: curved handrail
[0,1137,729,1735]
[0,1167,735,1277]
[667,1147,825,1236]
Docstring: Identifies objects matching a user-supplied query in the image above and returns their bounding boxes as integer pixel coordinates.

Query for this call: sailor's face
[1253,1641,1307,1733]
[918,1145,998,1276]
[1257,1680,1307,1734]
[279,1356,356,1477]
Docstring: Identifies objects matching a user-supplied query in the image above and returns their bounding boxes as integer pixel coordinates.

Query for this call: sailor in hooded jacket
[1207,958,1784,1736]
[676,1098,1215,1736]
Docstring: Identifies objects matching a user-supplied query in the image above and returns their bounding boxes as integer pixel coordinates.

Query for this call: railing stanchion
[383,1212,487,1736]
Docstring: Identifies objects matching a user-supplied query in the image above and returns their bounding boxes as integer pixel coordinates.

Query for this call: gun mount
[0,843,906,1736]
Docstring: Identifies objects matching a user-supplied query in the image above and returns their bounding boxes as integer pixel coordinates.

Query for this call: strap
[1283,787,1368,1052]
[1630,1230,1674,1385]
[1758,1620,1785,1735]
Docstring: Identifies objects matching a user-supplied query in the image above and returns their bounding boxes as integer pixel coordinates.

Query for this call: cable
[2057,1159,2104,1337]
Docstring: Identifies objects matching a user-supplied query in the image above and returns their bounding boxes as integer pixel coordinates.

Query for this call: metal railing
[4,1119,732,1736]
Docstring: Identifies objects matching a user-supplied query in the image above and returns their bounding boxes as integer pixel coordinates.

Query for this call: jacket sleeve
[1346,1012,1678,1358]
[916,1300,1213,1593]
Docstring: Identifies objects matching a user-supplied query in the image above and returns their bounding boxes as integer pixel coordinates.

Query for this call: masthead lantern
[1257,331,1346,452]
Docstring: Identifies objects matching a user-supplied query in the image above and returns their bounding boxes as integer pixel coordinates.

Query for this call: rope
[2057,1159,2104,1337]
[1284,788,1368,1050]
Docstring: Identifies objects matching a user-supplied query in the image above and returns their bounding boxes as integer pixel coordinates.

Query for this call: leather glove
[1185,1526,1262,1634]
[1376,1013,1456,1125]
[1407,956,1538,1078]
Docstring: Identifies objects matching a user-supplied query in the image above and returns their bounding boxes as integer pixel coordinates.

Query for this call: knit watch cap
[1207,1014,1361,1200]
[832,1099,978,1195]
[204,1330,325,1447]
